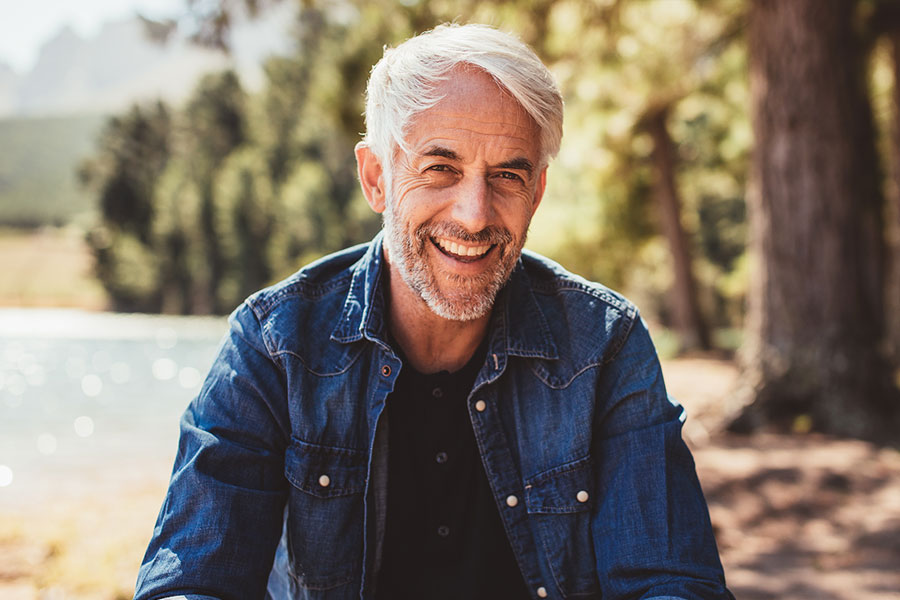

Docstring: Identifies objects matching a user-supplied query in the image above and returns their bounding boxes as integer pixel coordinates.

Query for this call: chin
[422,286,497,322]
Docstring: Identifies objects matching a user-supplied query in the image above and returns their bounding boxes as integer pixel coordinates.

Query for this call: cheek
[392,177,431,207]
[498,192,538,231]
[392,172,433,201]
[391,179,443,226]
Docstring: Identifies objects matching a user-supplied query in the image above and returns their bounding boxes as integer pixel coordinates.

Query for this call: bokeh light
[74,415,95,437]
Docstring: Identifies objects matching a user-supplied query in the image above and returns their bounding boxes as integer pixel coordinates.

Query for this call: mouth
[431,236,494,263]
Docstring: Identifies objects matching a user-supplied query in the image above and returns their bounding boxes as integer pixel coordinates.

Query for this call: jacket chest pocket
[525,457,600,597]
[284,439,368,592]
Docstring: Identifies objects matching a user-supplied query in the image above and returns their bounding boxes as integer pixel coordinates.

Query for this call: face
[360,67,547,321]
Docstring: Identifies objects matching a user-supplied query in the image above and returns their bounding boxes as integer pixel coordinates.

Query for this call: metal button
[435,451,448,464]
[437,525,450,537]
[506,494,518,508]
[537,587,548,598]
[474,400,486,412]
[318,474,330,487]
[381,365,391,376]
[432,387,443,398]
[576,490,589,503]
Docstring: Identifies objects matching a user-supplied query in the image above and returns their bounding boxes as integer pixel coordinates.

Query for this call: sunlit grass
[0,480,166,599]
[0,227,106,310]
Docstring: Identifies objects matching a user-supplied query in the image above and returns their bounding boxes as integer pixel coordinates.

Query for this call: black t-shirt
[375,343,531,599]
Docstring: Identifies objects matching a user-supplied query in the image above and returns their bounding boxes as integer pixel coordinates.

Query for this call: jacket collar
[330,232,559,362]
[493,260,559,361]
[330,231,389,346]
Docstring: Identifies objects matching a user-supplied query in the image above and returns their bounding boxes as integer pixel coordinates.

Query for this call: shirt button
[576,490,589,503]
[435,451,448,464]
[431,387,443,398]
[318,474,330,487]
[506,494,518,508]
[381,365,391,376]
[437,525,450,537]
[474,400,486,412]
[537,587,548,598]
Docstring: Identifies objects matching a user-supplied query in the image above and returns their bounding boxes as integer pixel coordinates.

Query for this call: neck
[385,267,491,375]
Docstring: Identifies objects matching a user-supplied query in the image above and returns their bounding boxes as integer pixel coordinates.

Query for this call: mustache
[416,221,513,246]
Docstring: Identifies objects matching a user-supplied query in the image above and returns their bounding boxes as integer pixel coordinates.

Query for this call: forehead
[403,67,540,157]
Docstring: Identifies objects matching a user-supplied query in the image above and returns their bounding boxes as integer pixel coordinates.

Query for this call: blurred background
[1,0,899,598]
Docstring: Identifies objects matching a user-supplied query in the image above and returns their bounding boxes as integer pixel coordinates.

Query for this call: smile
[432,237,493,261]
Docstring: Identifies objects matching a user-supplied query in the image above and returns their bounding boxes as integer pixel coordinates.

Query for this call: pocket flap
[525,457,593,514]
[284,439,368,498]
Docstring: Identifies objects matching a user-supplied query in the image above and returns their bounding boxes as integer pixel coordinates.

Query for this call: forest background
[2,0,900,598]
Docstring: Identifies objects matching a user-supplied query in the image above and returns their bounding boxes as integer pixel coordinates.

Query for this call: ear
[355,142,387,214]
[530,167,548,217]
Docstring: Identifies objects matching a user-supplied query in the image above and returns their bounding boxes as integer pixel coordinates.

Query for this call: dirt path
[697,433,900,599]
[664,358,900,600]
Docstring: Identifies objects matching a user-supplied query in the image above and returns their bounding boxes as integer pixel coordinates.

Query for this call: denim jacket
[135,233,732,600]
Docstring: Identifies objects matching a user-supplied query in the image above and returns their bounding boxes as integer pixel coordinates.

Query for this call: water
[0,308,227,504]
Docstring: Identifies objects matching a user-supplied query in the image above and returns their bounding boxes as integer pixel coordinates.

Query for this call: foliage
[527,0,749,329]
[80,102,172,311]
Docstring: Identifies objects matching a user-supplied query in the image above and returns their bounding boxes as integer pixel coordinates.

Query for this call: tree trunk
[647,106,711,351]
[888,31,900,365]
[733,0,900,441]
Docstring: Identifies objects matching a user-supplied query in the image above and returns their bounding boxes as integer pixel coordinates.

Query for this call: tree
[80,102,172,311]
[183,71,248,313]
[874,0,900,370]
[733,0,900,441]
[642,105,711,350]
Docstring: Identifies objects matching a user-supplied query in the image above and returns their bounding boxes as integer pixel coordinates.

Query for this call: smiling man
[135,24,733,600]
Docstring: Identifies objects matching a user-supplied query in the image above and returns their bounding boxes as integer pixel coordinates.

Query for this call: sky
[0,0,186,73]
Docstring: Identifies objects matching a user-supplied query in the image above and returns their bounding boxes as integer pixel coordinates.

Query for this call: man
[136,23,733,600]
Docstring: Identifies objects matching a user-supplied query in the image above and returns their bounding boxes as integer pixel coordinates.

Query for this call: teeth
[436,238,490,257]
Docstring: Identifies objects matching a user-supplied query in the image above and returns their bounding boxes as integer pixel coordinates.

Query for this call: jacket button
[474,400,486,412]
[318,475,330,487]
[381,365,391,376]
[537,587,548,598]
[576,490,589,503]
[506,495,518,507]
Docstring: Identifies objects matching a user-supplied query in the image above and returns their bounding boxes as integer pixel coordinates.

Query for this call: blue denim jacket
[135,233,732,600]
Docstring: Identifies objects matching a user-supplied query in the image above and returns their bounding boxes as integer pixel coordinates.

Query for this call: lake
[0,308,228,507]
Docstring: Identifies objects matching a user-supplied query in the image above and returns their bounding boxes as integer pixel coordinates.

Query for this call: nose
[451,176,492,233]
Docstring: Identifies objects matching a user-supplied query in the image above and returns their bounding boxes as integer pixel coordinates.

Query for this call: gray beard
[382,206,522,322]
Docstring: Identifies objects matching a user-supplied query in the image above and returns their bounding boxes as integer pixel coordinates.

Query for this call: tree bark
[887,31,900,365]
[734,0,900,441]
[647,107,711,351]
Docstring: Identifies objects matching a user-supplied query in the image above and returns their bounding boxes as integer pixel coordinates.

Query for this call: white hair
[362,23,564,175]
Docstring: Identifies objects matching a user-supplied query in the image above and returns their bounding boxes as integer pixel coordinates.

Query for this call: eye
[494,171,524,183]
[426,164,454,173]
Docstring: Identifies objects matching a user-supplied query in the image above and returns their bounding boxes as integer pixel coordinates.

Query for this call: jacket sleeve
[591,317,734,600]
[134,302,292,600]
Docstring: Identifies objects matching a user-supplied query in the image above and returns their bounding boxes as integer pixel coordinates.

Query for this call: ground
[671,359,900,600]
[1,356,898,599]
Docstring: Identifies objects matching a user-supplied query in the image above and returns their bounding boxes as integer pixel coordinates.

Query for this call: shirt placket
[468,379,557,599]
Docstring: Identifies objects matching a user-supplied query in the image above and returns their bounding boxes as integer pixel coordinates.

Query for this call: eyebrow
[423,146,461,161]
[496,157,535,174]
[423,146,535,174]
